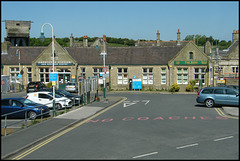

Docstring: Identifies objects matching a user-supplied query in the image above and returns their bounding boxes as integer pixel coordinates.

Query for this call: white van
[26,91,72,110]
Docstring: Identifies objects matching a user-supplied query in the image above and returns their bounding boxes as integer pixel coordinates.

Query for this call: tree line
[29,35,232,49]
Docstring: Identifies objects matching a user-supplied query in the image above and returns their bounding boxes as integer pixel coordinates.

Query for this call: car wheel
[28,111,37,120]
[55,103,62,110]
[205,99,214,108]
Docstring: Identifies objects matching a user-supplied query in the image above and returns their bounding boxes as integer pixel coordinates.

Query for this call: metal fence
[1,76,99,136]
[1,75,24,94]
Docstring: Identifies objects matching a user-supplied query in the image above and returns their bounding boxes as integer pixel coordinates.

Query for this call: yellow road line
[214,108,238,120]
[12,97,127,160]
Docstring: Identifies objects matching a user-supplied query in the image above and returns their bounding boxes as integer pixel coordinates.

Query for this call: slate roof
[1,41,189,66]
[211,41,239,59]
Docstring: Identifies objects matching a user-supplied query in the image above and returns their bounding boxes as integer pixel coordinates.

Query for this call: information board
[132,78,142,90]
[49,72,58,81]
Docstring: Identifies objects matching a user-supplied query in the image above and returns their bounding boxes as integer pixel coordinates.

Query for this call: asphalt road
[12,93,238,159]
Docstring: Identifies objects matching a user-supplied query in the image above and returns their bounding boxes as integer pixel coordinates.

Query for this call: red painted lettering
[85,119,99,123]
[169,116,180,120]
[137,117,149,120]
[153,117,164,120]
[101,118,114,122]
[184,116,196,120]
[122,117,134,121]
[216,116,228,120]
[200,116,212,120]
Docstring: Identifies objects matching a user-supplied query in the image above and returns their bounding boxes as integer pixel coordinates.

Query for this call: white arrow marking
[142,100,150,105]
[123,102,136,108]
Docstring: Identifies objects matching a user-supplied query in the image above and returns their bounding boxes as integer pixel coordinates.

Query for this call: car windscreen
[59,90,70,95]
[19,98,38,106]
[48,93,62,98]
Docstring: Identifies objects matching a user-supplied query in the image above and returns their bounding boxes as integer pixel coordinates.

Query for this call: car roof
[28,91,51,94]
[2,97,25,100]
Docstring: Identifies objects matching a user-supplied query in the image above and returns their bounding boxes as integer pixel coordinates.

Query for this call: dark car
[56,89,83,105]
[196,87,239,107]
[1,98,50,119]
[38,88,83,105]
[26,82,47,93]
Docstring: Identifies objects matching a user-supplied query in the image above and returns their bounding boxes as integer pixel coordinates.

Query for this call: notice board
[132,78,142,90]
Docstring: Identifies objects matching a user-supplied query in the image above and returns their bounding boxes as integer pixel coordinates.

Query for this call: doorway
[57,69,71,90]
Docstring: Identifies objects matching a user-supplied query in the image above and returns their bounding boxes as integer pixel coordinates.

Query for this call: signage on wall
[49,72,58,81]
[132,78,142,90]
[174,61,208,65]
[37,61,73,66]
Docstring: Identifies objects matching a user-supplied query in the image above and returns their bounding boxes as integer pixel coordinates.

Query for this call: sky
[1,1,239,43]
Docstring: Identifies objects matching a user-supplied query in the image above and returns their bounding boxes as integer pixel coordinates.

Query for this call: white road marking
[214,136,233,142]
[142,100,150,105]
[132,152,158,158]
[123,102,136,108]
[176,143,198,149]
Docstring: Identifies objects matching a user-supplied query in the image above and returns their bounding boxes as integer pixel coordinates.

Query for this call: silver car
[65,82,78,93]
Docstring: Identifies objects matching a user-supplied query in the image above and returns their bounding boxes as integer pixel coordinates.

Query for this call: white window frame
[194,68,206,85]
[142,68,153,85]
[118,68,128,84]
[39,68,49,83]
[27,67,32,83]
[177,68,188,84]
[161,68,166,84]
[93,67,103,84]
[10,67,20,82]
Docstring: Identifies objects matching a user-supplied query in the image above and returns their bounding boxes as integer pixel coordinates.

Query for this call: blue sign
[17,74,21,78]
[49,72,58,81]
[132,78,142,90]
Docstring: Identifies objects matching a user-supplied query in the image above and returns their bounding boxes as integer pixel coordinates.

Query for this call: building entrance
[57,69,71,90]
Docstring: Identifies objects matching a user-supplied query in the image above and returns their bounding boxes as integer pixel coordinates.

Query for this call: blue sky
[1,1,239,42]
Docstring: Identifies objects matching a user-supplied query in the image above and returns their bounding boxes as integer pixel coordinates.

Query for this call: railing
[1,97,82,136]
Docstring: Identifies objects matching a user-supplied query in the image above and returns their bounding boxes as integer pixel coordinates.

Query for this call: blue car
[196,87,239,107]
[1,98,50,119]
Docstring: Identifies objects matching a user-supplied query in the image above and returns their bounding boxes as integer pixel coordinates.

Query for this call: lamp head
[40,32,45,42]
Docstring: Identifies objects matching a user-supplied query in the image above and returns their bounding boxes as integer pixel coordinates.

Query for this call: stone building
[1,20,238,91]
[3,20,32,46]
[210,30,239,86]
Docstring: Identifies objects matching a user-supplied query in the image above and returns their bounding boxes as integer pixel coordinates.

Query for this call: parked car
[225,85,239,91]
[38,88,83,105]
[26,82,47,93]
[56,89,83,105]
[26,91,72,110]
[196,87,239,107]
[1,98,50,119]
[65,82,78,93]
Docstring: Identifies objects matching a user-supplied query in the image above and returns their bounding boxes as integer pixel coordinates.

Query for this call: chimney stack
[156,30,160,46]
[232,29,239,43]
[102,35,107,53]
[204,37,211,56]
[177,29,181,45]
[83,35,88,47]
[70,33,74,47]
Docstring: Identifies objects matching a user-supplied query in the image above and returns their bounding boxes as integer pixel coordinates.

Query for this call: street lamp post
[100,35,107,99]
[40,23,56,116]
[16,49,21,91]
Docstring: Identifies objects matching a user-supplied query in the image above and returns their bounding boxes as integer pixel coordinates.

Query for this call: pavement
[1,91,238,160]
[1,95,126,160]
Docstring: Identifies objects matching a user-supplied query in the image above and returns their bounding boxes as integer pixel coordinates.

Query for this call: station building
[1,20,239,91]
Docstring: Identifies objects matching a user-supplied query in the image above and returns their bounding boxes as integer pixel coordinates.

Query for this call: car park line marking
[214,108,238,119]
[12,97,127,160]
[132,152,158,158]
[176,143,198,149]
[142,100,150,105]
[214,136,233,142]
